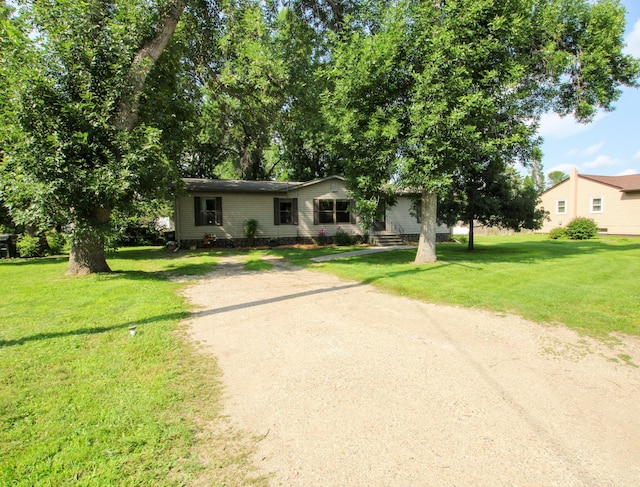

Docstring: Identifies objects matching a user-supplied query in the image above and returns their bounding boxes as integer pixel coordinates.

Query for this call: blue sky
[537,0,640,179]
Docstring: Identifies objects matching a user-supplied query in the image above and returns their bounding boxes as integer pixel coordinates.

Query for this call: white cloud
[617,168,639,176]
[583,155,618,169]
[538,112,606,139]
[582,142,604,156]
[624,19,640,57]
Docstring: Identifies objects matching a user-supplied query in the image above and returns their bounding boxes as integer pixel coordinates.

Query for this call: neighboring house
[174,175,450,248]
[539,168,640,235]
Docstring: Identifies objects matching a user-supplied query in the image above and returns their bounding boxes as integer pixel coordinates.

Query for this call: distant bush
[334,227,352,246]
[548,227,567,240]
[455,235,468,244]
[565,217,598,240]
[46,231,68,255]
[17,234,43,258]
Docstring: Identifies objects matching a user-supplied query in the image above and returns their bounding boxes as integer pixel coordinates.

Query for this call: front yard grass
[2,235,637,485]
[271,234,640,337]
[0,248,265,487]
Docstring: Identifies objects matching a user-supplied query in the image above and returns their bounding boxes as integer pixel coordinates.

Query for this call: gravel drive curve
[184,255,640,486]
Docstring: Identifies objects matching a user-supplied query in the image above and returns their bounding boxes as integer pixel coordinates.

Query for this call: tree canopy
[326,0,638,262]
[0,0,638,271]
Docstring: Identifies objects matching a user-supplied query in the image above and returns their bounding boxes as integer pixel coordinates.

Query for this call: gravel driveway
[184,255,640,486]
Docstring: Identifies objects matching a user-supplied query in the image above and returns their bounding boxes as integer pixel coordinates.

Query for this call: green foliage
[334,227,352,246]
[548,227,568,240]
[325,0,639,260]
[16,234,42,258]
[547,170,569,187]
[45,231,68,255]
[244,218,259,246]
[566,217,599,240]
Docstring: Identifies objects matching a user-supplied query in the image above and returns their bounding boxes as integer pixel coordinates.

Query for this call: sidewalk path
[310,245,415,262]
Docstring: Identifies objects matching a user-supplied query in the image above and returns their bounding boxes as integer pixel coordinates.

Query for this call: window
[314,199,355,224]
[273,198,298,225]
[591,197,603,213]
[194,196,222,226]
[336,201,351,223]
[318,199,335,224]
[556,200,567,214]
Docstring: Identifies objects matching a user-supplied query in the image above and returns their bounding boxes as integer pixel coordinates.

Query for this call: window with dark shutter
[196,197,223,226]
[274,198,298,225]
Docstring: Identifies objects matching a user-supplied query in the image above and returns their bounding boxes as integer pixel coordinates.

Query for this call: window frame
[273,198,298,225]
[590,197,603,213]
[194,196,223,226]
[556,199,567,215]
[313,199,356,225]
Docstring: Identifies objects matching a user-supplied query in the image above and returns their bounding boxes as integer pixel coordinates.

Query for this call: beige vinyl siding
[293,179,361,237]
[539,176,640,235]
[177,192,298,241]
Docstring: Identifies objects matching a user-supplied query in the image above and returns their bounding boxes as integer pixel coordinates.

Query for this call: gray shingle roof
[183,175,345,193]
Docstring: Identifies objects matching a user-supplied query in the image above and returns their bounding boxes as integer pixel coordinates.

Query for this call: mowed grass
[0,248,265,487]
[272,235,640,337]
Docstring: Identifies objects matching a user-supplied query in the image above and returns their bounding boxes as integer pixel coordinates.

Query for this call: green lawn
[271,234,640,337]
[2,235,638,485]
[0,248,265,487]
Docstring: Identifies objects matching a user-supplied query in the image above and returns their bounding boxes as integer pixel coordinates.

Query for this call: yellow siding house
[539,169,640,235]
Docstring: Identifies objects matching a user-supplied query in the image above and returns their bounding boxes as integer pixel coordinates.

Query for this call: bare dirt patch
[183,256,640,486]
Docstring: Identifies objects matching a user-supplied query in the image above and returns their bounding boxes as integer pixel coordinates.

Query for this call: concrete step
[370,233,405,246]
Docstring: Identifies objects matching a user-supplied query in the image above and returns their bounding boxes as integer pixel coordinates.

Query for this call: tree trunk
[114,0,188,131]
[67,1,187,274]
[468,218,475,250]
[67,207,112,275]
[414,190,438,264]
[67,235,111,275]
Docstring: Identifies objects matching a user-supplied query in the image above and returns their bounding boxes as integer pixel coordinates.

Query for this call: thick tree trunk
[67,235,111,275]
[468,218,475,250]
[67,2,187,274]
[67,208,112,275]
[414,190,438,264]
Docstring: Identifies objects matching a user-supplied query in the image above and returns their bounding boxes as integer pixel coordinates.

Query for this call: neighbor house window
[591,197,603,213]
[194,196,223,226]
[556,200,567,214]
[273,198,298,225]
[314,199,356,225]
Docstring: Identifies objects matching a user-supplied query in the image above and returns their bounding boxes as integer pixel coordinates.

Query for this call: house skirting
[179,232,450,249]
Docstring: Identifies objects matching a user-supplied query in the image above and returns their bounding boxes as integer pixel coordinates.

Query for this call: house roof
[580,174,640,193]
[183,175,345,193]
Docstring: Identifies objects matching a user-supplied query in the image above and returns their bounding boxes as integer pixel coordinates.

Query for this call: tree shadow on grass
[0,312,189,348]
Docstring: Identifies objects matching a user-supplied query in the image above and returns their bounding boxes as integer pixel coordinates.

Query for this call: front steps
[369,232,405,246]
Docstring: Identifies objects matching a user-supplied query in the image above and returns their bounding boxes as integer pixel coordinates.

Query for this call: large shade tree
[327,0,639,263]
[0,0,195,274]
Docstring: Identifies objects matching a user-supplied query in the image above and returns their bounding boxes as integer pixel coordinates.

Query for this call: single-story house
[538,168,640,235]
[174,175,450,248]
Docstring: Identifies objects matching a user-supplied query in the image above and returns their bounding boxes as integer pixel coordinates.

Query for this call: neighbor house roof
[580,174,640,193]
[183,175,345,193]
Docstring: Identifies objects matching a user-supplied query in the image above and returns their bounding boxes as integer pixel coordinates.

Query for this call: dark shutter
[194,197,202,226]
[350,200,357,224]
[292,198,298,225]
[313,199,319,225]
[215,197,223,225]
[274,198,280,225]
